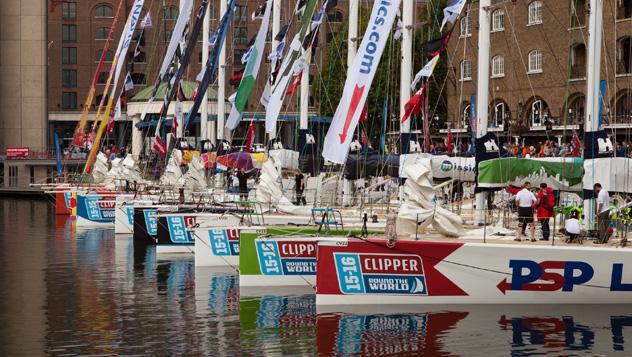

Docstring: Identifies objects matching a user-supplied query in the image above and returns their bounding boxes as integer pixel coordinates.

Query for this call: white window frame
[492,9,505,32]
[460,16,472,37]
[530,99,544,126]
[463,104,471,128]
[460,60,472,81]
[491,55,505,78]
[528,1,543,25]
[528,50,543,73]
[494,102,508,127]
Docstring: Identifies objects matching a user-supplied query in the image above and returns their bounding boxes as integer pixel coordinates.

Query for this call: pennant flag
[285,71,302,96]
[322,0,401,164]
[153,135,167,157]
[411,55,440,91]
[401,83,427,123]
[245,120,255,152]
[311,8,325,31]
[107,96,122,134]
[226,0,273,129]
[241,46,253,64]
[252,4,266,20]
[440,0,468,31]
[421,34,451,59]
[447,128,454,154]
[124,72,134,91]
[275,24,290,41]
[141,12,153,28]
[230,68,245,86]
[295,0,307,15]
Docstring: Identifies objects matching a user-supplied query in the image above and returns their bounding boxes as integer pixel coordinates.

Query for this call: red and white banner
[322,0,401,164]
[6,147,29,158]
[316,238,632,305]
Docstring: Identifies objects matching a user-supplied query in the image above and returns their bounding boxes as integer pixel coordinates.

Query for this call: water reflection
[1,198,632,356]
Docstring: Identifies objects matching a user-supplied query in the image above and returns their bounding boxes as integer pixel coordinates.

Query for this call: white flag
[124,73,134,91]
[114,96,122,121]
[322,0,401,164]
[410,55,440,91]
[140,13,153,28]
[440,0,467,31]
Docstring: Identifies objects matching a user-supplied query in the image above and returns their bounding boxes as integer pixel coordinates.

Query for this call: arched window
[460,60,472,81]
[95,27,109,40]
[95,4,113,18]
[528,1,543,25]
[617,0,632,19]
[460,16,471,37]
[617,37,632,74]
[528,50,543,73]
[492,55,505,77]
[96,49,114,62]
[164,6,178,20]
[615,91,632,119]
[570,43,586,78]
[327,10,343,23]
[462,103,472,128]
[528,98,549,127]
[493,101,510,127]
[97,72,108,85]
[567,94,585,124]
[492,9,505,31]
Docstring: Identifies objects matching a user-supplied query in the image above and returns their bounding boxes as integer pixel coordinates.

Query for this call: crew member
[295,169,306,205]
[594,183,610,244]
[515,181,537,242]
[536,183,555,241]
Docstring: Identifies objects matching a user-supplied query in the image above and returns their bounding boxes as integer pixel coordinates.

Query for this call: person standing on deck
[237,168,249,201]
[515,181,538,242]
[594,183,610,244]
[294,169,306,205]
[536,183,555,241]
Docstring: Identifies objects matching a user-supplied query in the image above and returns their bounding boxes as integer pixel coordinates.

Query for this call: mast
[217,0,227,143]
[583,0,604,229]
[269,0,282,140]
[201,0,210,143]
[299,55,309,131]
[348,0,358,67]
[474,0,491,225]
[400,0,413,138]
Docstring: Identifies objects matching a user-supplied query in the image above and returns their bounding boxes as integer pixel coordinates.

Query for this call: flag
[172,85,184,135]
[322,0,401,164]
[401,83,427,123]
[230,68,245,86]
[421,34,451,59]
[252,3,266,20]
[268,39,286,61]
[124,72,134,91]
[440,0,467,31]
[411,55,440,91]
[311,8,324,31]
[245,121,255,152]
[447,128,454,154]
[107,96,121,134]
[394,19,403,40]
[140,12,152,28]
[153,135,167,157]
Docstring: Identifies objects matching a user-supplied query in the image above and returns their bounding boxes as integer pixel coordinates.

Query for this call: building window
[235,27,248,45]
[97,72,108,84]
[234,5,247,23]
[62,1,76,20]
[96,27,109,40]
[328,10,344,23]
[528,1,543,25]
[492,55,505,77]
[164,6,178,20]
[62,24,76,42]
[492,9,504,31]
[571,0,586,26]
[460,16,471,37]
[95,4,114,18]
[131,73,147,85]
[493,102,509,127]
[62,92,77,110]
[617,36,632,74]
[460,60,472,81]
[163,29,173,42]
[8,166,18,188]
[617,0,632,20]
[529,99,549,126]
[62,69,77,87]
[567,94,585,124]
[132,51,146,63]
[570,43,586,78]
[96,49,114,62]
[528,50,543,73]
[62,47,77,64]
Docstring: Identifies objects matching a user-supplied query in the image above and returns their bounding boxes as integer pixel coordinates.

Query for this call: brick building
[445,0,632,144]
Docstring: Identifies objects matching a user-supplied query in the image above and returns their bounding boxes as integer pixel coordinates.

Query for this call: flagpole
[348,0,358,67]
[201,0,210,143]
[269,0,282,141]
[474,0,491,225]
[299,55,309,131]
[217,0,227,143]
[400,0,413,138]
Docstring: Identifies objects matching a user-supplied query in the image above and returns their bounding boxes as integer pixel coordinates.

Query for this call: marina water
[1,198,631,356]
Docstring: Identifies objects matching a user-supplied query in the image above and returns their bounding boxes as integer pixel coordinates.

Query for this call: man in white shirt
[594,183,611,244]
[515,181,538,242]
[560,211,581,243]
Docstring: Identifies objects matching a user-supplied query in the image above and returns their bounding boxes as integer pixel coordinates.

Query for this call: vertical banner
[322,0,402,164]
[54,132,62,174]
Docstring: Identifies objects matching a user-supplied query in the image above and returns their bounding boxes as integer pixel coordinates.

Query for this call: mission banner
[477,157,583,190]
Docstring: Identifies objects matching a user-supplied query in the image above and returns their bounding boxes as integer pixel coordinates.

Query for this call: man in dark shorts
[295,169,306,205]
[515,181,538,242]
